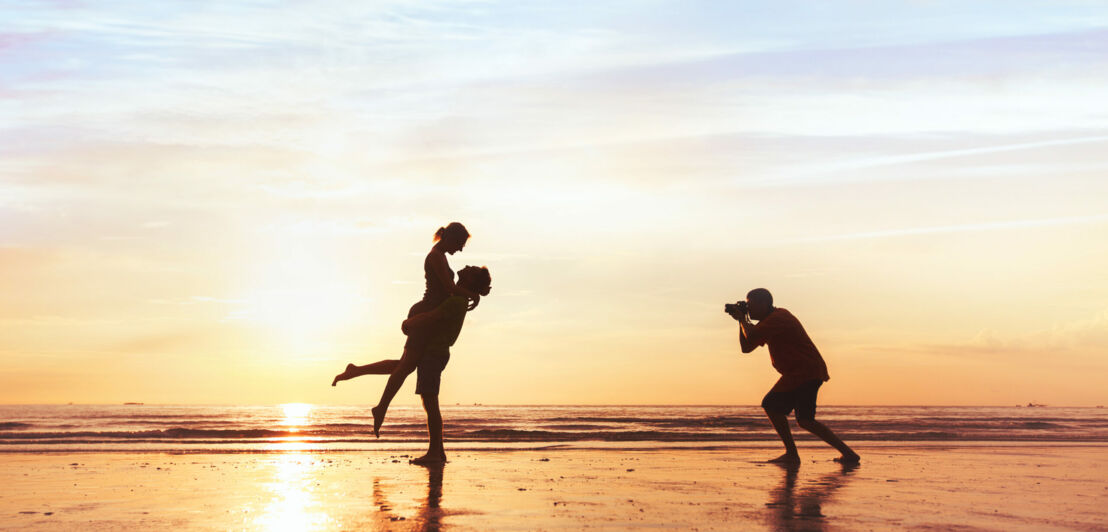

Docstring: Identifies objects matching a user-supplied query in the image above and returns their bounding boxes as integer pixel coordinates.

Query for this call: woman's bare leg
[371,348,422,437]
[331,360,401,386]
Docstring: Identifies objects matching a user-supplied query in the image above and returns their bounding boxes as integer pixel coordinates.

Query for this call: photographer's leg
[796,418,860,463]
[762,389,801,463]
[765,410,801,463]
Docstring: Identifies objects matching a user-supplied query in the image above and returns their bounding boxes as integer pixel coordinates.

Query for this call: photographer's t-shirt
[750,308,830,392]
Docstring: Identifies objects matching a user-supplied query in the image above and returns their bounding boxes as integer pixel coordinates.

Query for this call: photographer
[727,288,860,464]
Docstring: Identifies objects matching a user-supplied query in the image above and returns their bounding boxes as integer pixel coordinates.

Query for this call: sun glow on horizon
[233,255,370,354]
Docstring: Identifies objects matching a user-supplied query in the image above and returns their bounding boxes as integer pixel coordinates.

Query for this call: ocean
[2,404,1106,453]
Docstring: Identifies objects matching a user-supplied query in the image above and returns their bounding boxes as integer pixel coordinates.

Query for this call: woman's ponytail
[434,222,470,243]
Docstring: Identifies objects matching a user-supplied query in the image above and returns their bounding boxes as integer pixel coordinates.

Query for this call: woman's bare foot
[834,452,861,464]
[409,453,446,466]
[371,405,386,438]
[767,453,801,464]
[331,364,357,387]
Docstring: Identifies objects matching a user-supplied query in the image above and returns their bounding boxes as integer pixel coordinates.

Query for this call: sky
[2,1,1107,406]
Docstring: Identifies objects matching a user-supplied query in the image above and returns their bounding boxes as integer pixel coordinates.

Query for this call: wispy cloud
[792,213,1108,243]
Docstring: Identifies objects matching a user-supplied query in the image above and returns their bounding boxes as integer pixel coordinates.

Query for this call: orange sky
[2,1,1107,406]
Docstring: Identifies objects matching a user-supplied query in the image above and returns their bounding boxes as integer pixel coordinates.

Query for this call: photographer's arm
[738,318,759,353]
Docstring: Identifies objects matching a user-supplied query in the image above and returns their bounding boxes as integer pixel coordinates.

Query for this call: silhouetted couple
[331,224,856,466]
[332,222,491,465]
[728,288,860,464]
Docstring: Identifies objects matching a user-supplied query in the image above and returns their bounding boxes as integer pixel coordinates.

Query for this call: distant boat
[123,402,144,406]
[1025,402,1046,407]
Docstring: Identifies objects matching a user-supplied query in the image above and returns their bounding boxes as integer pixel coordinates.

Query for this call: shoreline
[3,440,1107,454]
[4,444,1106,531]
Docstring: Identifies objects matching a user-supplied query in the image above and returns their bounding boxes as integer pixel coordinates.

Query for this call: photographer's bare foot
[371,405,386,438]
[331,364,356,387]
[410,453,446,466]
[767,453,801,464]
[834,452,861,464]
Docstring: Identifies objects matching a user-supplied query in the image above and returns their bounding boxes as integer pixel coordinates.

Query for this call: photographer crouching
[727,288,860,464]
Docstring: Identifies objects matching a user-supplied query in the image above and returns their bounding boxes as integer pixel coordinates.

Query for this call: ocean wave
[2,406,1106,447]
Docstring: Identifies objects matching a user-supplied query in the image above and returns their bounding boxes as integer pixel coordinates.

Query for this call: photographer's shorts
[415,351,450,396]
[762,380,823,420]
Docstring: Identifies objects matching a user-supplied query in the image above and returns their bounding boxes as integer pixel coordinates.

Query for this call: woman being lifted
[331,222,480,436]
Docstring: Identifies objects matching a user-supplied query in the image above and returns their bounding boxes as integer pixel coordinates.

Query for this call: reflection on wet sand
[373,464,446,531]
[766,462,858,531]
[255,453,332,531]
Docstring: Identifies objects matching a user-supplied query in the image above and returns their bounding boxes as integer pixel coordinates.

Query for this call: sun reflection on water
[280,403,313,430]
[247,404,333,530]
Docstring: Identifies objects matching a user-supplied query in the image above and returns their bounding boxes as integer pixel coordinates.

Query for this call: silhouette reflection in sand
[765,462,859,531]
[372,464,446,531]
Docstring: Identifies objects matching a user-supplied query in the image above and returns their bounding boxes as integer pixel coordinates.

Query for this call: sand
[2,444,1106,531]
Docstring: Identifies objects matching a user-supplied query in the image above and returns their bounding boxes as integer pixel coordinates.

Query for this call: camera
[724,300,748,316]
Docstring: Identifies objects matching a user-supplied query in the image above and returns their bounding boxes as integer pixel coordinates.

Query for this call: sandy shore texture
[3,445,1106,531]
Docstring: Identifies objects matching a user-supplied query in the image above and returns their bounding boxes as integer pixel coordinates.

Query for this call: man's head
[745,288,774,320]
[457,265,492,296]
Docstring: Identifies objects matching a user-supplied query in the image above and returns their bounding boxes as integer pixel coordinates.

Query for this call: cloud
[856,308,1108,363]
[791,213,1108,243]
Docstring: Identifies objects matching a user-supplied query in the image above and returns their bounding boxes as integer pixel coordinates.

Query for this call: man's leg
[796,418,860,462]
[762,389,800,463]
[793,382,860,463]
[765,409,801,463]
[411,393,445,465]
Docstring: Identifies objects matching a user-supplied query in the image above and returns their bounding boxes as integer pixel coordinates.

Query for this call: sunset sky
[2,1,1107,406]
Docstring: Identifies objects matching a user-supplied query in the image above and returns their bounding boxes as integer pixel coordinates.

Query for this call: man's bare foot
[767,453,801,464]
[409,453,446,466]
[834,452,861,464]
[331,364,356,387]
[371,405,386,438]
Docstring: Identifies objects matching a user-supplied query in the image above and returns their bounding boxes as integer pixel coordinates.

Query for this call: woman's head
[457,266,492,297]
[434,222,470,254]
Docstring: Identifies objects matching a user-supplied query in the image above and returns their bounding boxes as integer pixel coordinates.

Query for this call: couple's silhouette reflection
[372,464,445,531]
[766,461,859,531]
[366,459,856,530]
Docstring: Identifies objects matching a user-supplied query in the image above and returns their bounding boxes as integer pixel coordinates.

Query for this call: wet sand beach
[3,444,1106,531]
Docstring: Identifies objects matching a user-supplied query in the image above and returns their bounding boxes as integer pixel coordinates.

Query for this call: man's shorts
[415,351,450,396]
[761,380,823,420]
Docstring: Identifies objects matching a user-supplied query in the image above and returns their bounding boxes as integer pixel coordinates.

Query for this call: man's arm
[402,305,448,335]
[428,252,480,310]
[738,318,759,353]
